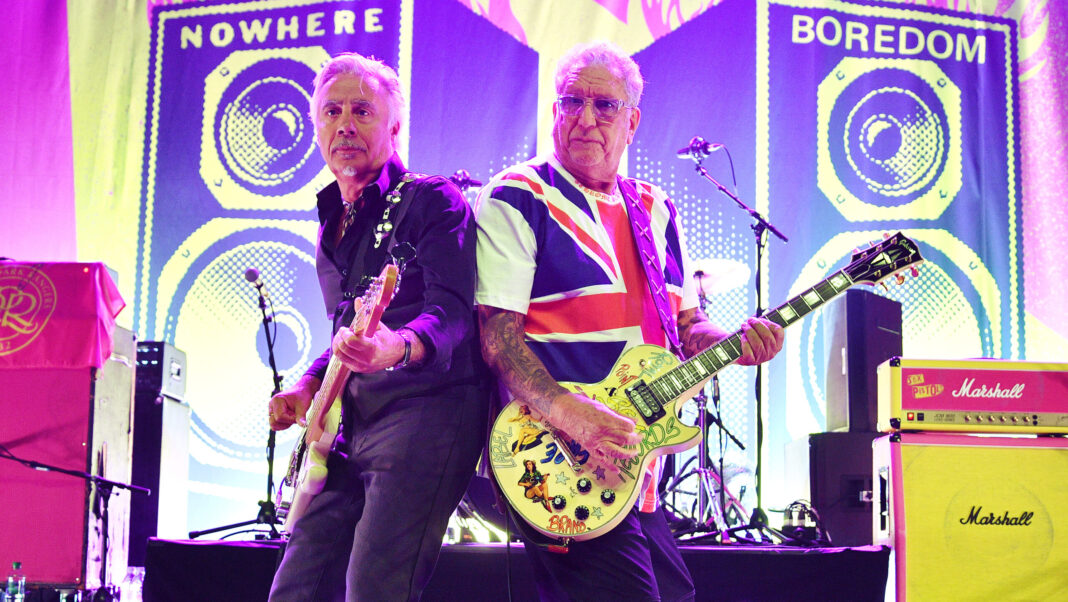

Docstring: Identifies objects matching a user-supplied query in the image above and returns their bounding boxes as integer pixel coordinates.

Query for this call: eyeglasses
[556,95,630,121]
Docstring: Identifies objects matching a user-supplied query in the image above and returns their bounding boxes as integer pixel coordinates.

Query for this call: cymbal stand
[665,377,752,537]
[664,287,749,538]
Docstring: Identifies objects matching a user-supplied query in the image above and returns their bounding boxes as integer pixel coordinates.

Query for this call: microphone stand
[0,444,151,600]
[190,287,283,540]
[683,148,788,544]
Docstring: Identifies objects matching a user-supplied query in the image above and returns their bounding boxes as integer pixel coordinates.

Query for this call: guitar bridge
[547,428,582,472]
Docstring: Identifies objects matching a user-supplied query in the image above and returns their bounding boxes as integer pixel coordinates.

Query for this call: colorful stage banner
[761,2,1022,461]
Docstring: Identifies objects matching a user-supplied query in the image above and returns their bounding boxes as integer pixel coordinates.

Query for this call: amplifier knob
[1012,416,1019,423]
[999,416,1006,422]
[964,415,971,422]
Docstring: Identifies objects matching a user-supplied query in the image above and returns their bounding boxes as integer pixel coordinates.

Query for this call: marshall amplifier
[877,358,1068,433]
[874,433,1068,601]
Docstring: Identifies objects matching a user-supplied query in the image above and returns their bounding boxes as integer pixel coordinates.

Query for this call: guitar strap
[617,177,684,359]
[337,172,425,308]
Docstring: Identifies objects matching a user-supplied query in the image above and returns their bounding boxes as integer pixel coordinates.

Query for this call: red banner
[0,262,125,369]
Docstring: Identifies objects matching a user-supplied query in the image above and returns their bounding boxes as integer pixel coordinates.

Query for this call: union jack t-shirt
[475,156,699,512]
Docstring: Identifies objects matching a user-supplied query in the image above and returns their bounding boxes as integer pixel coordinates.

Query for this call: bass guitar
[489,232,923,542]
[276,263,398,533]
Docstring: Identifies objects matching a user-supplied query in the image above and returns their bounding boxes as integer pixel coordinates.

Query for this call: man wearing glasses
[475,42,784,600]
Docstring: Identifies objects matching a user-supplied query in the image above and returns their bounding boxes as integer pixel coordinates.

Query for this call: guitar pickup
[625,382,666,425]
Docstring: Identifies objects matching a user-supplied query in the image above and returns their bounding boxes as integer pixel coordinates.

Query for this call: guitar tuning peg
[896,273,906,286]
[880,282,889,292]
[910,267,920,278]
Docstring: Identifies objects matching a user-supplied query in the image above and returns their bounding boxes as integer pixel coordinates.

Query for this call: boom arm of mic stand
[703,408,745,452]
[689,162,788,243]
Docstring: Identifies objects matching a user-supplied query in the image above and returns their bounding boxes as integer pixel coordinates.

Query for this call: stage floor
[143,538,890,601]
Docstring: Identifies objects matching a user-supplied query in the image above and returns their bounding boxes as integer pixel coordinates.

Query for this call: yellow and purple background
[2,0,1065,533]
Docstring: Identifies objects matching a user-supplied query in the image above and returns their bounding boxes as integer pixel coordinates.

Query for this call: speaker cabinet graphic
[816,57,961,222]
[149,218,325,532]
[199,47,331,211]
[874,433,1068,601]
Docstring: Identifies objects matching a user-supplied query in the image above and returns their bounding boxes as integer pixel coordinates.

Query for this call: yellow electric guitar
[276,264,398,533]
[489,232,923,542]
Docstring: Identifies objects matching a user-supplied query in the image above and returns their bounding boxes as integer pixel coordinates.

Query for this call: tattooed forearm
[478,305,566,416]
[677,307,733,358]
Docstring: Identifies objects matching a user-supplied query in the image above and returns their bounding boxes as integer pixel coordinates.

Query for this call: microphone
[244,267,269,298]
[449,169,483,191]
[676,136,724,160]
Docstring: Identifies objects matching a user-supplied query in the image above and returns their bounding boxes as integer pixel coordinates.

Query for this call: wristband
[388,328,413,371]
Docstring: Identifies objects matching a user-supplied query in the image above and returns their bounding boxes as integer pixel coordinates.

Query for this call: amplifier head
[136,341,187,401]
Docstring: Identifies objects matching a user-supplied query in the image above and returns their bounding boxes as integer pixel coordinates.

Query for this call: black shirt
[305,153,484,419]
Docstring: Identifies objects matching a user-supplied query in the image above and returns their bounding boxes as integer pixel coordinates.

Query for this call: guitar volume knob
[576,478,592,493]
[575,506,590,521]
[552,495,567,511]
[600,489,615,505]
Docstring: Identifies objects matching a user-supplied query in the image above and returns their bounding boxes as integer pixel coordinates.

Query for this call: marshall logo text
[951,377,1025,399]
[959,506,1033,526]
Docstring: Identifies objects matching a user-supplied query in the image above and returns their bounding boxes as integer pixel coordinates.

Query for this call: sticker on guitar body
[489,347,700,538]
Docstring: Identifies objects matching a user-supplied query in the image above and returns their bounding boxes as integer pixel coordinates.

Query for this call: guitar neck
[651,269,855,401]
[311,354,352,419]
[305,265,397,427]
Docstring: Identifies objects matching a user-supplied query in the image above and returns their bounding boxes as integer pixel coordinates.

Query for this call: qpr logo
[0,264,57,356]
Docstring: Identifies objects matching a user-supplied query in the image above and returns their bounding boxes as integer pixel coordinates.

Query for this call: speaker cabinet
[825,289,902,432]
[129,342,190,567]
[808,432,879,547]
[874,433,1068,600]
[0,327,135,588]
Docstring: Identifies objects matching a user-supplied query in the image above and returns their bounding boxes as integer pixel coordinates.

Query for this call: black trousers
[269,385,486,601]
[523,505,696,602]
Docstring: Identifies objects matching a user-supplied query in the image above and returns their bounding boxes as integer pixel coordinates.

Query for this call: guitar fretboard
[643,269,855,410]
[306,276,386,423]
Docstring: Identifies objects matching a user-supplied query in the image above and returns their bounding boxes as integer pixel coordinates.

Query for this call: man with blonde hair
[476,41,784,600]
[267,52,487,601]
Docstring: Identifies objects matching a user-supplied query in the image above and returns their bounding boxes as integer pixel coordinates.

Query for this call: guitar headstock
[844,232,924,287]
[367,263,398,303]
[350,264,399,336]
